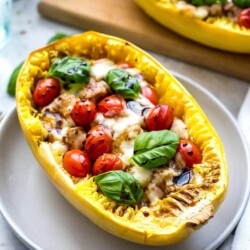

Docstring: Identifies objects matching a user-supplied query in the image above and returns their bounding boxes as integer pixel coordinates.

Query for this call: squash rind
[16,31,228,245]
[136,0,250,53]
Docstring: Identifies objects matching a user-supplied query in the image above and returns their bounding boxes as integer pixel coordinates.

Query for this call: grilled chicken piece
[40,93,79,143]
[41,93,78,128]
[209,4,223,16]
[66,127,86,149]
[224,3,242,23]
[77,78,111,103]
[170,118,188,139]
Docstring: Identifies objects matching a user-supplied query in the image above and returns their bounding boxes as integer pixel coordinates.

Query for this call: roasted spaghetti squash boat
[16,31,228,245]
[136,0,250,53]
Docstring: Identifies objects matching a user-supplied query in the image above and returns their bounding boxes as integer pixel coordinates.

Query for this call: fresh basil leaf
[106,68,129,83]
[48,56,90,84]
[186,0,226,6]
[95,170,143,205]
[7,62,24,96]
[6,33,69,97]
[132,130,179,169]
[47,33,68,44]
[106,68,141,99]
[233,0,250,8]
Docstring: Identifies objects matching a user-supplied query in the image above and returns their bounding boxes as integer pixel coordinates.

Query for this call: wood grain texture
[38,0,250,81]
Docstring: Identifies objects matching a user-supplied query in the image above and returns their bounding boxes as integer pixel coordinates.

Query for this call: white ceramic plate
[0,73,249,250]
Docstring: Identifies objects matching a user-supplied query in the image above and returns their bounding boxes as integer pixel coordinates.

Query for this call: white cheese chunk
[146,186,164,205]
[194,6,209,19]
[176,1,196,17]
[128,165,153,188]
[111,110,144,140]
[176,1,208,19]
[49,127,68,142]
[95,109,144,140]
[50,141,68,154]
[119,139,134,167]
[90,59,115,80]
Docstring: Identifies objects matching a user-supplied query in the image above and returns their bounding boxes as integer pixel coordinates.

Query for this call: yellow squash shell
[136,0,250,53]
[16,31,228,245]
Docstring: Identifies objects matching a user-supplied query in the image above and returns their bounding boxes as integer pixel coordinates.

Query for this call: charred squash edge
[136,0,250,53]
[16,31,228,245]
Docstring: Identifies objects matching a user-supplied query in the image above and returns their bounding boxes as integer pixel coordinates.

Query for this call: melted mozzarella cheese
[50,141,68,154]
[194,6,209,19]
[128,165,153,188]
[119,139,134,166]
[49,127,68,142]
[111,110,144,140]
[95,109,144,140]
[90,59,115,80]
[146,186,164,205]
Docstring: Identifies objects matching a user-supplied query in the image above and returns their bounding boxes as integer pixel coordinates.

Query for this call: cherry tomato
[238,8,250,29]
[92,154,123,175]
[33,78,61,106]
[84,125,112,161]
[71,100,97,127]
[177,139,202,169]
[145,105,174,131]
[63,149,91,177]
[141,85,159,105]
[117,62,132,69]
[98,96,124,117]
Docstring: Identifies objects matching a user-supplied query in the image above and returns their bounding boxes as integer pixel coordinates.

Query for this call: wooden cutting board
[38,0,250,81]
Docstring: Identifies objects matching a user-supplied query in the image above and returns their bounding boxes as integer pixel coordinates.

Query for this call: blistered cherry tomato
[145,105,174,131]
[63,149,91,177]
[92,154,123,175]
[71,100,97,127]
[117,62,131,69]
[141,85,159,105]
[33,78,61,106]
[98,96,124,117]
[238,8,250,29]
[84,125,112,161]
[177,139,202,169]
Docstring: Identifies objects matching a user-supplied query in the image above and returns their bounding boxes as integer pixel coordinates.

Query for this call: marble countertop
[0,0,249,249]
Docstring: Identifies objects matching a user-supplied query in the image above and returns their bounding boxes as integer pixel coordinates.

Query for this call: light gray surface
[0,0,249,249]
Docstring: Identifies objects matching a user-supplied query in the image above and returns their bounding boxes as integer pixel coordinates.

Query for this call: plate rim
[0,108,43,250]
[0,72,249,250]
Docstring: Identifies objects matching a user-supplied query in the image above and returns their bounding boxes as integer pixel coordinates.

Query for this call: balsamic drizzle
[174,169,192,186]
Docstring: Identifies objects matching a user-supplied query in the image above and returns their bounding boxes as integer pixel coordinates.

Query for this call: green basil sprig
[233,0,250,8]
[186,0,226,6]
[95,170,143,205]
[132,130,179,169]
[105,68,141,99]
[7,33,69,96]
[47,33,68,44]
[48,56,90,84]
[7,62,24,96]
